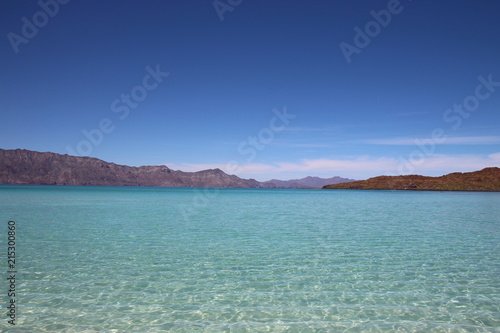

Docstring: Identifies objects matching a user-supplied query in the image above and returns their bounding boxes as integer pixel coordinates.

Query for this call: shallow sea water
[0,186,499,332]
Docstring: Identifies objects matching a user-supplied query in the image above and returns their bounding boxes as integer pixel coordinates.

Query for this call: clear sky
[1,0,500,181]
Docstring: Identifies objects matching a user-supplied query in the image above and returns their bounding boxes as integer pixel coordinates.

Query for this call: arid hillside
[323,168,500,191]
[0,149,267,187]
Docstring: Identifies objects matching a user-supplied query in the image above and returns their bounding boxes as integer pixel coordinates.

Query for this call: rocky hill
[322,168,500,191]
[0,149,267,187]
[264,176,355,188]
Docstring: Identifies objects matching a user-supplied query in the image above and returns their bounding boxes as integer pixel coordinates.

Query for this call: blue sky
[1,0,500,181]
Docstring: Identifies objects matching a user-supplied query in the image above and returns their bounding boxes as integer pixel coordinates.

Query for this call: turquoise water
[1,186,499,332]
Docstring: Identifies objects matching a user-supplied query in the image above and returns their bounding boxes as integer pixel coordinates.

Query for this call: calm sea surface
[0,186,499,332]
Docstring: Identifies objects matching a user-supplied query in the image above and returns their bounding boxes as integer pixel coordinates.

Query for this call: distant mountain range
[323,168,500,191]
[263,176,356,188]
[0,149,264,187]
[2,149,498,190]
[0,149,353,188]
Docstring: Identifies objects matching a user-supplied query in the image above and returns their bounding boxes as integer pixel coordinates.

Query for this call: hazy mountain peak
[264,176,356,188]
